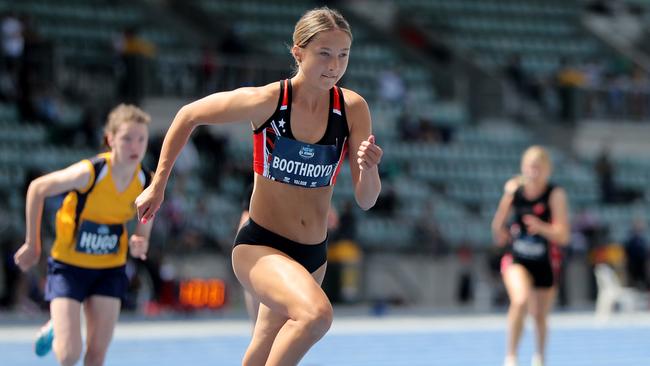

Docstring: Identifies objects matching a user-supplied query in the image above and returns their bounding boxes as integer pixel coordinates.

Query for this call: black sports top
[252,79,349,188]
[510,183,556,260]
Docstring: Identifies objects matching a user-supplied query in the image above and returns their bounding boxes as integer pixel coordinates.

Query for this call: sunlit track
[3,311,650,365]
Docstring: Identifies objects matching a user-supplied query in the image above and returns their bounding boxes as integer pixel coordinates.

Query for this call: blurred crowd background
[1,0,650,318]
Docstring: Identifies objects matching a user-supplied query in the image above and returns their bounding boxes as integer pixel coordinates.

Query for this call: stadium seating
[1,0,647,252]
[397,0,611,75]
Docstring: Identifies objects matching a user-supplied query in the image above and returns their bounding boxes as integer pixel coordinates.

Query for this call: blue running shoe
[34,320,54,357]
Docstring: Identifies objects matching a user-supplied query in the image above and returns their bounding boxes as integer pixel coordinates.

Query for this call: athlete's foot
[530,353,544,366]
[503,355,518,366]
[34,320,54,357]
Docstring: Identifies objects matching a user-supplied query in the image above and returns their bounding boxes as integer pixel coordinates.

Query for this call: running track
[2,312,649,365]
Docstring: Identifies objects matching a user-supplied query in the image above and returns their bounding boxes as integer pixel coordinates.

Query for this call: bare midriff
[249,173,333,244]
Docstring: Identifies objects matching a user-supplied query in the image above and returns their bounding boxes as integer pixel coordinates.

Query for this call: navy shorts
[234,218,327,273]
[45,257,128,303]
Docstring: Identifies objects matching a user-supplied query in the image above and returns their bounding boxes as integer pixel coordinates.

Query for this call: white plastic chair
[594,263,640,320]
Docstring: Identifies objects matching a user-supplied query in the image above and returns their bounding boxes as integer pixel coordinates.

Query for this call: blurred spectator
[0,12,22,101]
[595,147,616,203]
[604,71,629,118]
[574,206,608,300]
[412,200,446,256]
[503,54,544,120]
[15,15,54,123]
[624,218,648,290]
[6,168,53,313]
[32,83,62,124]
[586,0,617,16]
[629,65,649,119]
[174,139,200,191]
[198,44,220,95]
[377,66,406,108]
[147,133,165,169]
[486,245,508,306]
[325,205,363,304]
[556,244,572,308]
[0,233,21,309]
[396,17,451,63]
[503,54,527,119]
[219,26,248,56]
[192,129,228,187]
[418,117,443,143]
[456,243,474,304]
[397,112,447,144]
[114,26,156,106]
[505,55,526,88]
[555,58,585,122]
[581,59,605,118]
[571,208,595,255]
[397,110,419,141]
[79,105,103,148]
[217,26,251,88]
[334,201,357,242]
[593,148,641,204]
[574,206,606,250]
[159,184,189,246]
[372,184,397,216]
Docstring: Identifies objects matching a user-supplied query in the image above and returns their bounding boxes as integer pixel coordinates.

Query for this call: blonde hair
[521,145,552,171]
[103,104,151,150]
[293,7,352,47]
[291,7,352,71]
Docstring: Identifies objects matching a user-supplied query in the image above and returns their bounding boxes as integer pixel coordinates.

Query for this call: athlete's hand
[14,243,41,272]
[129,234,148,260]
[135,185,164,224]
[357,135,382,171]
[523,215,545,236]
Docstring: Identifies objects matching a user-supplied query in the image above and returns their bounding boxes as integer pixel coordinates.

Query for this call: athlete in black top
[492,146,570,366]
[135,7,382,366]
[510,182,558,287]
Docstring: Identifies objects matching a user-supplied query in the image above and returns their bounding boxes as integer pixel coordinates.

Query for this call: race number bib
[75,221,123,255]
[512,235,547,260]
[269,136,340,188]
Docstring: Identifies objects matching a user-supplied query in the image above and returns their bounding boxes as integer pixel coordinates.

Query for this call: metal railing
[579,86,650,121]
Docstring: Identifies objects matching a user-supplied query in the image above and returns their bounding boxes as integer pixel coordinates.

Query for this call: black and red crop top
[252,79,349,188]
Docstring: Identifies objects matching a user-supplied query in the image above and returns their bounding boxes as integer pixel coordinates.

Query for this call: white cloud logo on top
[299,146,315,159]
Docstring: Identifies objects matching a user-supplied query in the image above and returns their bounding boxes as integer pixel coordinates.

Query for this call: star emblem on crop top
[278,119,286,128]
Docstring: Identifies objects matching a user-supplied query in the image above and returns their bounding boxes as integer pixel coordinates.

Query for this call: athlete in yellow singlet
[14,104,154,366]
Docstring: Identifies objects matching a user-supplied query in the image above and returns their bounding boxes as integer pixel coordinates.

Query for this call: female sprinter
[14,104,153,366]
[135,7,382,366]
[492,145,570,366]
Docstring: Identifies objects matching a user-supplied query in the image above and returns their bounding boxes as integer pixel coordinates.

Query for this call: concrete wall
[168,251,596,312]
[363,252,595,310]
